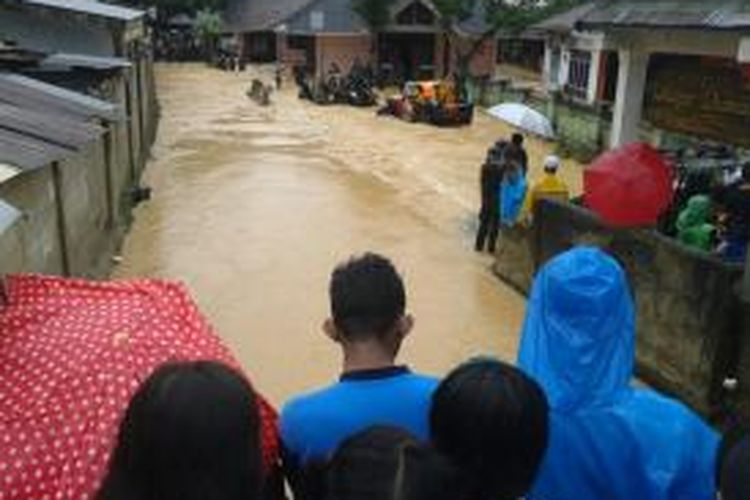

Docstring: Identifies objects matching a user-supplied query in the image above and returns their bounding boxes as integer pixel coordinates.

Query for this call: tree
[433,0,589,94]
[351,0,398,58]
[120,0,227,19]
[195,8,222,61]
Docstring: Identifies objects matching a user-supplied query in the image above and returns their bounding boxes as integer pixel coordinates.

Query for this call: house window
[567,50,591,100]
[396,1,435,25]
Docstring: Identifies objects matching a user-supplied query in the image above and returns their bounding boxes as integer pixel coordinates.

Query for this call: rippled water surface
[115,64,582,405]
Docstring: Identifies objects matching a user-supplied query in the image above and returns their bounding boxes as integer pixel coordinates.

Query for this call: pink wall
[315,35,373,76]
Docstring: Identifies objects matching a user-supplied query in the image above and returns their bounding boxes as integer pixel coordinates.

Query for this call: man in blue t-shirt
[280,253,438,497]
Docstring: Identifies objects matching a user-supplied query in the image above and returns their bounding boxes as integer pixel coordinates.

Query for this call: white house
[535,1,750,149]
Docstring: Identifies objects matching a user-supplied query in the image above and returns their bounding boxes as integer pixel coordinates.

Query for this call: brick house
[223,0,497,80]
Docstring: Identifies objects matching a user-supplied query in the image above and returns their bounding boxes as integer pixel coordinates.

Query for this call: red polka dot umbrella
[0,275,279,500]
[584,142,675,227]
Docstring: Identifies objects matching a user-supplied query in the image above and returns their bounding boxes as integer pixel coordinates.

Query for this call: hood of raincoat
[518,247,635,412]
[676,195,711,231]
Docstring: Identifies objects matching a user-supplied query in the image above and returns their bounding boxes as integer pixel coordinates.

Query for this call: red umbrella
[584,142,675,227]
[0,274,279,500]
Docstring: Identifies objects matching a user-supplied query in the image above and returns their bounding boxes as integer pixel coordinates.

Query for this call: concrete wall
[549,96,610,162]
[493,199,747,419]
[0,221,24,274]
[58,141,114,277]
[0,60,159,279]
[0,168,64,275]
[0,138,126,278]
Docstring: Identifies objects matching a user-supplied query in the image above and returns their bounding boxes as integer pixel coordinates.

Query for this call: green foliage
[120,0,226,17]
[487,0,589,35]
[432,0,591,35]
[432,0,477,27]
[351,0,398,32]
[195,8,222,44]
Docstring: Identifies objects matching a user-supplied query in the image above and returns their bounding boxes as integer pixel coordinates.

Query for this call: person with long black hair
[326,426,461,500]
[98,361,265,500]
[430,358,549,500]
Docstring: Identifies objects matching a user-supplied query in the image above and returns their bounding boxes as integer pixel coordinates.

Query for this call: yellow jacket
[523,173,570,219]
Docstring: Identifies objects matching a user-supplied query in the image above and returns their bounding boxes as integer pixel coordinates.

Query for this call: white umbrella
[486,103,556,140]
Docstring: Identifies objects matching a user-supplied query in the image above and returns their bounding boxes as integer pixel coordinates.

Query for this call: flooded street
[115,64,581,405]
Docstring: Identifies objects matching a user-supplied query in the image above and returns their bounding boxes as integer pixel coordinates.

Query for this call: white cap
[544,155,561,171]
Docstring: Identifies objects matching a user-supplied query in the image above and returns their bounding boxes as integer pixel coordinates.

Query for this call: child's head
[98,361,262,500]
[431,358,549,500]
[326,426,462,500]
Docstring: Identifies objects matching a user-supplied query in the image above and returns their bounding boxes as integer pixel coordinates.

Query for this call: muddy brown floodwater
[115,64,582,406]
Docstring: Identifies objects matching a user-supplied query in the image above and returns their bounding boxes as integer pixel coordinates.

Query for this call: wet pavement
[114,64,582,405]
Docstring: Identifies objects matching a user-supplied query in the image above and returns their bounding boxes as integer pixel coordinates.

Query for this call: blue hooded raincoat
[518,247,719,500]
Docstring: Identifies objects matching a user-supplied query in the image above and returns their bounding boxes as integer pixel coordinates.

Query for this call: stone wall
[494,199,748,419]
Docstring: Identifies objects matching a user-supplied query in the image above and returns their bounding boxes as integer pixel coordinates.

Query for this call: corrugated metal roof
[223,0,314,32]
[0,103,104,150]
[0,127,73,170]
[533,3,597,34]
[285,0,367,34]
[42,53,132,71]
[580,0,750,30]
[21,0,144,21]
[223,0,490,35]
[0,73,122,121]
[0,198,21,233]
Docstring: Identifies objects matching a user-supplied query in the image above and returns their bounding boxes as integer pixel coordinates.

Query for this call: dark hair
[430,358,549,500]
[329,253,406,340]
[511,133,524,146]
[98,361,263,500]
[326,426,462,500]
[718,422,750,500]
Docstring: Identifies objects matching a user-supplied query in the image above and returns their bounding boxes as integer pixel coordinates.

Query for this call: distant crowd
[94,247,750,500]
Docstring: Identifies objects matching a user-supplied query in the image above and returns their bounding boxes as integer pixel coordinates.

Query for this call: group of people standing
[475,133,569,254]
[95,248,749,500]
[676,162,750,261]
